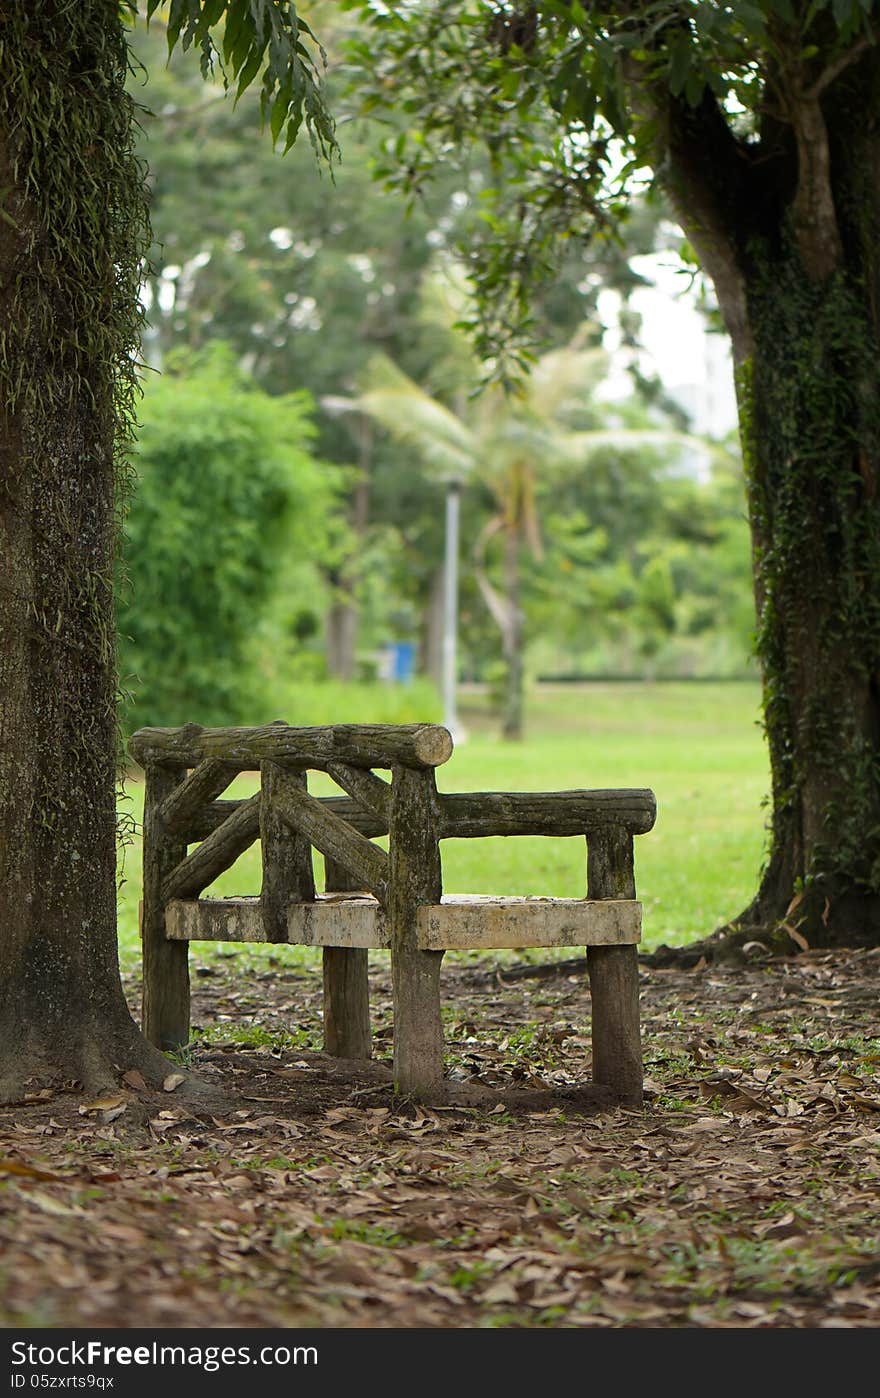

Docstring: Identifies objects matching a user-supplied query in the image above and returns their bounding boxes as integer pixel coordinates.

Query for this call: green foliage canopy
[118,346,341,728]
[340,0,879,375]
[135,0,337,158]
[126,6,756,690]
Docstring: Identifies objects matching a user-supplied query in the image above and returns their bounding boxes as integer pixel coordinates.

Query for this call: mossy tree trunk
[736,265,880,946]
[0,3,179,1100]
[500,520,525,742]
[654,54,880,949]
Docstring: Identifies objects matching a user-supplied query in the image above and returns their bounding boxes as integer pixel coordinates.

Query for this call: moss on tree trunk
[0,2,191,1101]
[650,50,880,954]
[731,261,880,946]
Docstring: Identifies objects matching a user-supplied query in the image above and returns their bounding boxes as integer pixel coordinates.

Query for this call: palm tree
[356,325,698,738]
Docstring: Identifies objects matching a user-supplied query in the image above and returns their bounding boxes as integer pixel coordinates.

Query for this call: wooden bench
[129,721,656,1104]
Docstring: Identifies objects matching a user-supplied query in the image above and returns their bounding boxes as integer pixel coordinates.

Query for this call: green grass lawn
[117,679,769,971]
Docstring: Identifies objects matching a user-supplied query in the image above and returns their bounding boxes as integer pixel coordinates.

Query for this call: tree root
[0,1014,229,1113]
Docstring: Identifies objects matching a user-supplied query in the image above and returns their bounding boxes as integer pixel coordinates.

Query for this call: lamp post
[442,478,463,741]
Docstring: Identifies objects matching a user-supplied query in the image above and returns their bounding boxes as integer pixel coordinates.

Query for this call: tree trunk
[500,522,525,741]
[661,68,880,951]
[325,423,371,680]
[730,262,880,947]
[0,4,183,1101]
[325,594,359,682]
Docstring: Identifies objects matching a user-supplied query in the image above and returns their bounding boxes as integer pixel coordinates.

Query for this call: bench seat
[161,892,642,951]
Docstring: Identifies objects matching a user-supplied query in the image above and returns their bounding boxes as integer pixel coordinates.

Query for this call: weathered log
[274,783,389,900]
[186,796,384,843]
[261,764,314,941]
[326,762,392,822]
[321,856,373,1059]
[586,827,642,1106]
[183,788,655,844]
[129,721,453,772]
[161,795,262,904]
[389,765,445,1099]
[440,789,656,837]
[417,896,641,949]
[323,946,374,1058]
[159,758,237,836]
[164,893,386,945]
[324,856,366,894]
[164,892,640,952]
[142,766,190,1050]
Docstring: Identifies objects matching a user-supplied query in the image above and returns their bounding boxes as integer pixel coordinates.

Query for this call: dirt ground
[1,943,879,1329]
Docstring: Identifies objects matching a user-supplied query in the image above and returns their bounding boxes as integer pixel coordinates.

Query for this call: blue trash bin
[391,641,415,683]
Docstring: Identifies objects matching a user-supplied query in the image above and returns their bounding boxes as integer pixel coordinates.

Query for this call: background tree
[342,0,880,950]
[355,266,702,736]
[130,12,703,685]
[130,12,481,681]
[118,345,341,729]
[530,430,754,682]
[0,0,334,1103]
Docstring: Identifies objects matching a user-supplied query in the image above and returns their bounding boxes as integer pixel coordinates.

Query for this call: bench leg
[587,827,642,1106]
[389,766,445,1100]
[587,943,642,1106]
[392,946,445,1098]
[141,766,190,1051]
[322,857,372,1058]
[323,947,372,1058]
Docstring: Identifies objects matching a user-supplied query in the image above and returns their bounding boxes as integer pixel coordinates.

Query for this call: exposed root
[0,1015,229,1113]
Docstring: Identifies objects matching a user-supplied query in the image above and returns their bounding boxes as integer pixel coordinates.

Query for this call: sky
[598,252,739,442]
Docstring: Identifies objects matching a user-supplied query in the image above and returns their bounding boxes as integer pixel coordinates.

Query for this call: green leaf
[734,2,769,34]
[764,0,798,22]
[235,45,267,101]
[831,0,862,24]
[803,0,830,29]
[200,0,226,25]
[667,39,692,97]
[685,70,707,106]
[221,0,250,63]
[270,84,293,146]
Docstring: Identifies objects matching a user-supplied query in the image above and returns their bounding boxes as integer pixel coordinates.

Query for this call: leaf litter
[1,945,879,1328]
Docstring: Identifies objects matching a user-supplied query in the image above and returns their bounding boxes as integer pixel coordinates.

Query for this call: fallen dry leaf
[17,1190,83,1219]
[78,1095,127,1116]
[1,943,879,1332]
[0,1158,67,1182]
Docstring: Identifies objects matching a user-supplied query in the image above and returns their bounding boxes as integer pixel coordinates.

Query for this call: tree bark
[325,423,371,680]
[260,764,315,941]
[0,4,183,1100]
[501,521,525,741]
[658,55,880,950]
[587,828,642,1105]
[129,721,453,771]
[142,766,190,1051]
[728,261,880,947]
[389,766,445,1098]
[322,857,372,1059]
[325,596,359,682]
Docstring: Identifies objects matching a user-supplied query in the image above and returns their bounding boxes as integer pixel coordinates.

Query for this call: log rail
[132,721,655,1104]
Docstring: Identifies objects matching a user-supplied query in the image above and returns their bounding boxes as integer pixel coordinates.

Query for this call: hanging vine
[743,239,880,911]
[0,1,150,838]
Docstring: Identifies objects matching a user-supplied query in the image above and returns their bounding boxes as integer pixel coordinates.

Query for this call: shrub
[118,345,341,730]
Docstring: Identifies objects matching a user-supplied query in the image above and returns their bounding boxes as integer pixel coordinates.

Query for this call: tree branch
[806,30,877,100]
[642,81,755,360]
[788,92,843,281]
[473,515,514,637]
